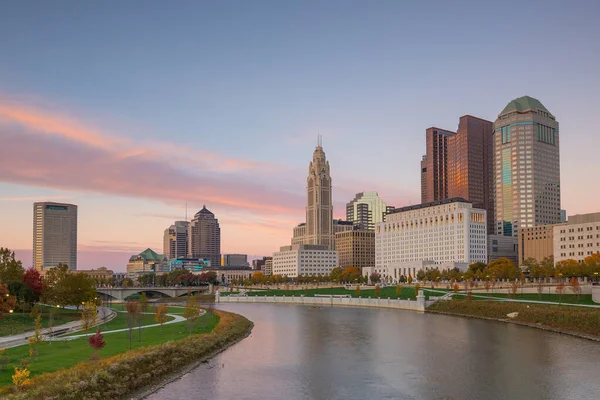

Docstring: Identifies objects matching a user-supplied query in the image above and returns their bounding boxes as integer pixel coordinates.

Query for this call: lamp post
[9,309,13,335]
[595,272,599,284]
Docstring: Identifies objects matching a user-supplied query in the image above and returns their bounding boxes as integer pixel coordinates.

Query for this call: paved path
[0,307,117,349]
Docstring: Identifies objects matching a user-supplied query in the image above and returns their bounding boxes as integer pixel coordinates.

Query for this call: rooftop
[500,96,553,117]
[387,198,471,214]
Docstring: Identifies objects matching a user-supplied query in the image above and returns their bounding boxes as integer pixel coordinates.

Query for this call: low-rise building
[222,254,249,267]
[201,266,253,284]
[272,244,338,278]
[126,248,168,280]
[77,267,114,281]
[264,258,273,276]
[373,198,487,283]
[488,234,518,264]
[335,230,375,269]
[252,256,272,272]
[554,212,600,263]
[168,257,211,272]
[518,225,554,265]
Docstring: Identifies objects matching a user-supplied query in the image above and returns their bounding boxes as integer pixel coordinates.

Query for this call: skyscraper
[420,155,427,203]
[305,137,334,249]
[493,96,561,237]
[346,191,388,230]
[33,202,77,271]
[423,127,456,203]
[448,115,495,233]
[163,221,189,260]
[188,205,221,267]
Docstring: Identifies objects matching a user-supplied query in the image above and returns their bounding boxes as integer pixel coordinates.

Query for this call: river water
[147,303,600,400]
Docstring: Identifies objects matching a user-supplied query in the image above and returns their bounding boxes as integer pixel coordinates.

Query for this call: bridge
[96,285,213,301]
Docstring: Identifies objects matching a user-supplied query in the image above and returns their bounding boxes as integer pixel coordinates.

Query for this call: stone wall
[592,286,600,304]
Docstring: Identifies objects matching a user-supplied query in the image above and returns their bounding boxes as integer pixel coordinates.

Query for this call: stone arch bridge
[96,286,213,301]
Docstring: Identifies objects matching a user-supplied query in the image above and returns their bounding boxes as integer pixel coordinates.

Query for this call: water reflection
[147,304,600,400]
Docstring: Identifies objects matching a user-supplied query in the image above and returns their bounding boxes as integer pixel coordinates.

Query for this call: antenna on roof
[317,134,322,147]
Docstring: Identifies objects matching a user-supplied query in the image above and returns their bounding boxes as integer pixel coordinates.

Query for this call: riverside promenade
[216,290,435,311]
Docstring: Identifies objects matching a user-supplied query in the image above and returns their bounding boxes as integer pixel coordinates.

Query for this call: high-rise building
[188,205,221,268]
[420,155,427,203]
[448,115,495,233]
[493,96,561,237]
[163,221,189,260]
[423,127,456,203]
[335,230,375,269]
[33,202,78,271]
[346,192,388,231]
[222,254,249,267]
[305,138,334,249]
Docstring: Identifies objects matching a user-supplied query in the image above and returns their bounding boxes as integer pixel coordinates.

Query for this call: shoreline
[426,309,600,342]
[131,319,254,400]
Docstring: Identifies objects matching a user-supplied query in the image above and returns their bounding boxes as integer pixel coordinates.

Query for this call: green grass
[0,306,80,337]
[449,292,595,305]
[222,285,438,299]
[108,304,186,315]
[0,310,219,387]
[71,310,175,336]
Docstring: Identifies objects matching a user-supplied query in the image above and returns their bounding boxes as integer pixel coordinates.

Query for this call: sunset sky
[1,1,599,271]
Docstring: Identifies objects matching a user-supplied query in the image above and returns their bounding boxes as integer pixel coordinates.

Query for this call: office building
[554,213,600,264]
[126,248,168,280]
[163,221,189,260]
[305,137,334,249]
[518,225,554,265]
[78,267,114,281]
[346,191,389,230]
[423,127,456,203]
[222,254,249,267]
[272,244,338,278]
[493,96,561,237]
[33,202,78,271]
[264,258,273,276]
[372,198,487,282]
[561,209,567,223]
[448,115,495,233]
[252,256,272,272]
[335,230,375,269]
[169,257,210,272]
[420,155,428,203]
[488,235,518,264]
[188,205,221,268]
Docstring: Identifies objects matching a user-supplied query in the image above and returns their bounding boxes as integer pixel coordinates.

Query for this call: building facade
[493,96,561,237]
[252,256,272,272]
[77,267,114,281]
[33,202,78,271]
[168,257,211,272]
[374,198,487,281]
[222,254,249,267]
[518,225,554,265]
[188,205,221,268]
[126,248,168,279]
[264,258,273,276]
[335,230,375,269]
[488,234,518,264]
[305,139,334,249]
[423,127,456,203]
[346,192,389,231]
[163,221,189,260]
[448,115,495,234]
[420,155,428,203]
[272,244,338,278]
[554,213,600,264]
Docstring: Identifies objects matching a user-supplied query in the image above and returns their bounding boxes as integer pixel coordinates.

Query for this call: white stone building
[372,198,487,282]
[272,244,338,278]
[554,212,600,263]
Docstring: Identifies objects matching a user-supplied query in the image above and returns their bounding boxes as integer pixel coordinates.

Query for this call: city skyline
[1,1,600,270]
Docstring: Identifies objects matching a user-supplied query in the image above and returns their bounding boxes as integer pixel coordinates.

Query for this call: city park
[1,246,600,398]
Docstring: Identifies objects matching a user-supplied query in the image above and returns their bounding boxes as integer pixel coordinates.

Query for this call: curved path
[48,309,204,340]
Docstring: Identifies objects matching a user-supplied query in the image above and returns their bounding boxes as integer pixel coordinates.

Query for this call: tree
[22,268,42,301]
[395,284,402,298]
[28,315,43,357]
[80,300,97,331]
[329,267,343,282]
[555,282,566,303]
[251,272,266,285]
[569,277,581,300]
[483,278,492,301]
[154,304,168,332]
[369,272,381,284]
[414,283,421,299]
[509,281,519,299]
[12,366,31,389]
[340,266,361,283]
[0,348,8,371]
[407,274,413,285]
[139,292,149,313]
[121,278,134,288]
[88,328,105,360]
[374,285,381,298]
[468,262,487,274]
[183,295,201,336]
[0,282,17,318]
[416,270,426,281]
[125,300,140,349]
[355,284,360,297]
[0,248,25,284]
[536,279,544,300]
[42,265,96,308]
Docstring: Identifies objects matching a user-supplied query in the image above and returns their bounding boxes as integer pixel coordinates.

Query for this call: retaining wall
[592,286,600,304]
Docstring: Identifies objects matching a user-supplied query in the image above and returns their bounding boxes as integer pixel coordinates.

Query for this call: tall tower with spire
[305,136,334,249]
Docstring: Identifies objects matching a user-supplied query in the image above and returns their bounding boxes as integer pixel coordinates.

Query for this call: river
[147,303,600,400]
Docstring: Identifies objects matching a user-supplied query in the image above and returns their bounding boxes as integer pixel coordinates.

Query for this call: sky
[1,0,599,271]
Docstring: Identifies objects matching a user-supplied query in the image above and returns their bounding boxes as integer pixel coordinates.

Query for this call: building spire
[317,134,322,148]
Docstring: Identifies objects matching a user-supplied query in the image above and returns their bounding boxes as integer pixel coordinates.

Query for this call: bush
[0,310,252,399]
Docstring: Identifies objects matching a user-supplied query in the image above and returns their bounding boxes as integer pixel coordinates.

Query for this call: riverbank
[0,309,252,400]
[427,300,600,342]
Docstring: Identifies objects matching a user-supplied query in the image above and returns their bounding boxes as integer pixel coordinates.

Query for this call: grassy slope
[222,286,431,299]
[0,310,218,387]
[0,306,80,337]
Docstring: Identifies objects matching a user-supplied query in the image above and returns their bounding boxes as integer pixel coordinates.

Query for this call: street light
[9,309,13,335]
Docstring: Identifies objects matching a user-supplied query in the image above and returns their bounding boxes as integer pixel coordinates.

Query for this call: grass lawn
[108,304,187,315]
[71,310,175,336]
[222,285,439,299]
[449,292,595,305]
[0,306,80,337]
[0,310,219,388]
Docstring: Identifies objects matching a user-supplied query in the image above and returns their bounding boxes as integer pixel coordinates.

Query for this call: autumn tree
[121,278,134,287]
[483,279,492,301]
[0,248,25,284]
[0,348,8,371]
[139,292,149,313]
[42,265,96,308]
[22,268,42,302]
[369,272,381,284]
[126,300,140,349]
[251,272,266,285]
[154,304,168,332]
[0,282,17,318]
[28,315,43,357]
[88,328,105,360]
[340,266,361,282]
[80,300,97,331]
[509,281,519,299]
[407,274,413,285]
[355,285,360,297]
[536,279,544,300]
[183,295,201,336]
[374,284,381,298]
[395,284,402,298]
[12,366,31,389]
[555,282,566,303]
[569,277,581,300]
